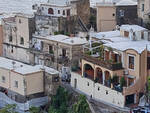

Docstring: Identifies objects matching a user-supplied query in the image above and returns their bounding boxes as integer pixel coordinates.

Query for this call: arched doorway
[48,8,54,14]
[104,71,111,87]
[83,64,94,80]
[96,67,103,84]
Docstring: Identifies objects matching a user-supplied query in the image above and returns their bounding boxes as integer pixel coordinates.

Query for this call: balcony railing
[57,56,70,65]
[29,48,54,56]
[81,53,123,71]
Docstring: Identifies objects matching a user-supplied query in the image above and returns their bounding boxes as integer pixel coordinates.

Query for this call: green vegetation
[147,76,150,100]
[29,106,41,113]
[92,42,101,48]
[72,95,90,113]
[54,31,70,36]
[48,86,90,113]
[107,47,113,52]
[48,87,69,113]
[85,51,92,56]
[49,50,54,54]
[99,45,104,58]
[0,104,18,113]
[111,75,119,86]
[120,76,126,88]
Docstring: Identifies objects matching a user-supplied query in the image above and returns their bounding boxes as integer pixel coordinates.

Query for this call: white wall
[41,5,72,17]
[3,45,31,64]
[71,72,125,108]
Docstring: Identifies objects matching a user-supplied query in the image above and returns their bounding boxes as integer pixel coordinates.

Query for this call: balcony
[81,53,123,71]
[57,56,70,65]
[29,48,54,57]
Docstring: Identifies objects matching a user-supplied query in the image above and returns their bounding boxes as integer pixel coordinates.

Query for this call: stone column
[127,77,129,87]
[103,71,105,85]
[94,68,97,80]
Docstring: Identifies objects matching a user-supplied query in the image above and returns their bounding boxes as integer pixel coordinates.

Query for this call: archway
[48,8,54,14]
[83,64,94,80]
[104,71,111,87]
[96,67,103,84]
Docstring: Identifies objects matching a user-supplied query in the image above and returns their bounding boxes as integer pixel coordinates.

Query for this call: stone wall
[71,72,125,108]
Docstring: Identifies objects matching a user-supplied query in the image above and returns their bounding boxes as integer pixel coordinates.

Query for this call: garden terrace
[81,53,123,71]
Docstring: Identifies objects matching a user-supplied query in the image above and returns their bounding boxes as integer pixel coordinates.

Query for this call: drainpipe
[56,43,58,70]
[8,70,11,91]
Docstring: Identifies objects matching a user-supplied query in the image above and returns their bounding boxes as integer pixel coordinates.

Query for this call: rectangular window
[67,9,70,16]
[142,4,144,11]
[2,76,5,83]
[63,10,65,15]
[62,49,66,57]
[128,55,135,70]
[20,37,24,45]
[49,45,53,54]
[14,81,18,88]
[114,54,119,63]
[9,36,12,42]
[58,10,60,14]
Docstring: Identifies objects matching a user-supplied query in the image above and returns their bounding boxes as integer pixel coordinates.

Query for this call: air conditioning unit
[124,70,129,75]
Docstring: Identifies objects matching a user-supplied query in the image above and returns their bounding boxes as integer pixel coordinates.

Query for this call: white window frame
[128,54,135,71]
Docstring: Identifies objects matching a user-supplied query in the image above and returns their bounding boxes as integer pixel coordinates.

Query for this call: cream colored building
[138,0,150,24]
[71,25,150,107]
[0,57,60,103]
[96,4,116,32]
[2,14,35,64]
[31,34,88,71]
[96,0,138,32]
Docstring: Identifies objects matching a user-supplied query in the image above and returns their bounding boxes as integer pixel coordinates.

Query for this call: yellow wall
[25,71,44,95]
[0,68,10,89]
[97,6,116,32]
[16,16,30,48]
[124,49,140,79]
[10,71,25,95]
[0,67,44,96]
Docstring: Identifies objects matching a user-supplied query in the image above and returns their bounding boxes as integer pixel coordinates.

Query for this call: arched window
[48,8,54,14]
[20,37,24,45]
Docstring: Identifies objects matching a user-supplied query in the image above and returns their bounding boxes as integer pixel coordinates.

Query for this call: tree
[48,87,91,113]
[72,95,90,113]
[29,106,40,113]
[0,104,18,113]
[111,75,119,86]
[48,87,69,113]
